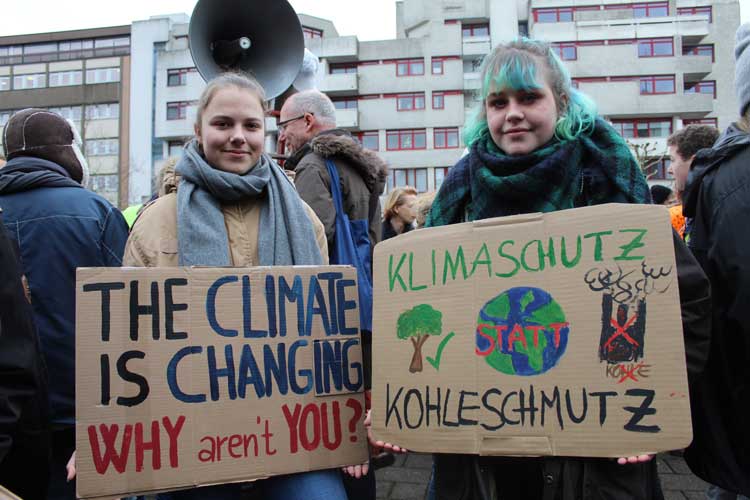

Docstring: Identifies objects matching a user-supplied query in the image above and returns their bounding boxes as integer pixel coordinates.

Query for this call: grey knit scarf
[176,140,323,266]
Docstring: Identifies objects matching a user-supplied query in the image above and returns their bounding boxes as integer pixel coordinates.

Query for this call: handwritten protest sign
[76,266,367,499]
[371,204,692,457]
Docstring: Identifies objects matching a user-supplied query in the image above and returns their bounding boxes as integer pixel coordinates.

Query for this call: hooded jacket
[286,129,388,260]
[682,123,750,496]
[0,156,128,427]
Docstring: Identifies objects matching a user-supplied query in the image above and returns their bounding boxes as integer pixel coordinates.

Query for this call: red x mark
[618,362,645,383]
[604,314,639,351]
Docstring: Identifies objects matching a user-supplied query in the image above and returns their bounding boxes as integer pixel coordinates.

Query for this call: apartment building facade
[0,26,132,206]
[125,0,736,204]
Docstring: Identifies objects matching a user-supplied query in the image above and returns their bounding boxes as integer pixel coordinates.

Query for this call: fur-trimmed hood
[306,130,388,193]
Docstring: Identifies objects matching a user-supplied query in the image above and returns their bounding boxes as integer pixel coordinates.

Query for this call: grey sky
[0,0,397,40]
[1,0,747,40]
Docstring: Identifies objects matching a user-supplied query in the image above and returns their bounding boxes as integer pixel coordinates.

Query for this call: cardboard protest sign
[76,266,367,499]
[371,204,691,457]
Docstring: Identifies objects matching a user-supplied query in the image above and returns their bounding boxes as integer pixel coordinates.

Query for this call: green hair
[464,38,598,148]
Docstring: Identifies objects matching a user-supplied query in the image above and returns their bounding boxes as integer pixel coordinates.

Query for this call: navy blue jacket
[0,157,128,427]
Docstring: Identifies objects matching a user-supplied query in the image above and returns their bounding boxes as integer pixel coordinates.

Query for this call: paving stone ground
[375,452,710,500]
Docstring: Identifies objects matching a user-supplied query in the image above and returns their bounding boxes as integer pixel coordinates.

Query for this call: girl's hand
[66,451,76,481]
[365,409,407,454]
[617,454,653,465]
[342,410,407,478]
[342,461,369,479]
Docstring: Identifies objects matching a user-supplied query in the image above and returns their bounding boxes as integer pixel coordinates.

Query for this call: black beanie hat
[650,184,672,205]
[3,108,89,184]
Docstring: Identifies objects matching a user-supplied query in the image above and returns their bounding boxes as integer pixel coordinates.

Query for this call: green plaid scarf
[426,118,650,227]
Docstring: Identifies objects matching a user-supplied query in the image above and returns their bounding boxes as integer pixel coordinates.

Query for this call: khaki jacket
[123,168,328,267]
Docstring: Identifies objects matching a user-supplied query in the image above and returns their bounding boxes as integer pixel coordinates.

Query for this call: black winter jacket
[682,124,750,496]
[0,211,50,499]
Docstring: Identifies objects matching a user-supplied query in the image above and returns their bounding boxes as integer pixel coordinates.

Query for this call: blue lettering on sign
[206,276,239,337]
[167,346,206,403]
[336,279,358,336]
[167,272,362,404]
[279,275,304,337]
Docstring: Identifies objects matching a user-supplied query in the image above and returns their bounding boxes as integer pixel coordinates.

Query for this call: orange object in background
[670,204,686,238]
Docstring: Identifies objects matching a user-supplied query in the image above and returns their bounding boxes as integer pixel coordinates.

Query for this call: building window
[534,8,574,23]
[168,140,186,158]
[434,127,459,149]
[49,70,83,87]
[432,57,459,74]
[683,118,718,127]
[330,63,357,74]
[639,75,675,95]
[13,73,46,90]
[0,37,129,65]
[85,138,119,156]
[85,103,119,120]
[303,26,323,39]
[551,42,577,60]
[684,80,716,98]
[683,44,715,62]
[167,67,196,86]
[518,21,529,37]
[611,118,672,138]
[394,92,425,111]
[395,58,424,76]
[434,167,450,189]
[85,67,120,84]
[462,23,490,37]
[166,101,195,121]
[332,98,358,109]
[677,6,712,22]
[648,158,672,180]
[0,76,9,91]
[48,106,82,122]
[0,111,12,126]
[638,37,673,57]
[386,129,427,151]
[354,131,379,151]
[433,92,445,109]
[88,174,119,192]
[633,2,669,18]
[389,168,428,192]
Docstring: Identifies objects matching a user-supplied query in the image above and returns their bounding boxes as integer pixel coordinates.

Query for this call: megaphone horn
[188,0,305,100]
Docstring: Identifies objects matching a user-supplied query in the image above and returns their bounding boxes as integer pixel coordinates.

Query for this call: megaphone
[189,0,305,100]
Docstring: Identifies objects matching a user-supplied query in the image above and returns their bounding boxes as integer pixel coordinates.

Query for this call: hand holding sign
[342,410,407,479]
[76,267,368,499]
[371,204,691,458]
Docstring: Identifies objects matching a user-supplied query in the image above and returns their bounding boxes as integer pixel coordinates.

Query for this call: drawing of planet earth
[475,287,569,376]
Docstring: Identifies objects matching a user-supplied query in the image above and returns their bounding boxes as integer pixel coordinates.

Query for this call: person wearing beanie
[682,23,750,499]
[649,184,672,205]
[0,108,129,499]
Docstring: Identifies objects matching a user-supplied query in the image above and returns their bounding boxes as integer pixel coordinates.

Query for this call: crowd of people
[0,23,749,500]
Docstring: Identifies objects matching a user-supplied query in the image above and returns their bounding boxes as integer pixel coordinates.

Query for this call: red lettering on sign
[87,415,185,474]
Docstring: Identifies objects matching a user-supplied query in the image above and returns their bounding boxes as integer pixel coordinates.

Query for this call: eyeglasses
[277,113,311,132]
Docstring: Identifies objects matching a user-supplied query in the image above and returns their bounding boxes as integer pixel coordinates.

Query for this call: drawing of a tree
[397,304,443,373]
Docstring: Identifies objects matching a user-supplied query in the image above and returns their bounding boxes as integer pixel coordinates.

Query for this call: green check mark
[426,331,456,371]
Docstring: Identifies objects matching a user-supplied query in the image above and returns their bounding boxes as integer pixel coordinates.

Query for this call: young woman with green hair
[424,38,660,500]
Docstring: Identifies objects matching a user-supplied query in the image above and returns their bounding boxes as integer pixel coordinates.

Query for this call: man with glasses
[279,90,388,500]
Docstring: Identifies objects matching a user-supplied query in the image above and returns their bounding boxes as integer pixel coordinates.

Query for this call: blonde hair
[739,111,750,133]
[415,191,437,228]
[383,186,418,220]
[194,72,268,132]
